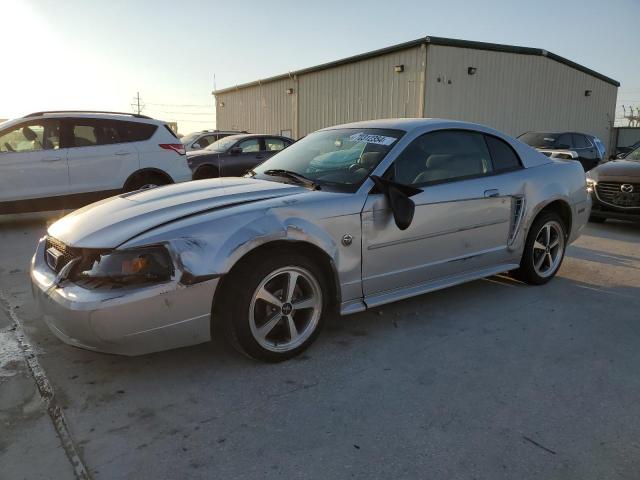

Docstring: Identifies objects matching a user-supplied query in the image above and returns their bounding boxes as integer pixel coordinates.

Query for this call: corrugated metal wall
[297,46,425,135]
[424,45,618,149]
[216,46,426,138]
[216,43,618,150]
[216,77,296,136]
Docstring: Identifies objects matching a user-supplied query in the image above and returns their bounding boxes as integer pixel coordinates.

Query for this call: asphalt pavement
[1,212,639,479]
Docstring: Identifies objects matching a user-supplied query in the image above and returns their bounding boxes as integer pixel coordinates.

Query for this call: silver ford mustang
[31,119,591,362]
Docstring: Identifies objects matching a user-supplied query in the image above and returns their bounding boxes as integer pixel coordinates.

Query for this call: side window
[393,130,492,185]
[556,133,572,149]
[484,135,522,172]
[72,124,98,147]
[69,120,125,147]
[199,135,215,147]
[266,138,285,151]
[572,134,589,149]
[238,138,260,153]
[0,121,60,153]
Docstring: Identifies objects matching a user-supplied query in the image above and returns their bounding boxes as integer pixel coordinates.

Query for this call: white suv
[0,111,192,214]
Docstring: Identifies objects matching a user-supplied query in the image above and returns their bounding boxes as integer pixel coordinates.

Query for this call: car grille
[44,236,81,273]
[595,182,640,208]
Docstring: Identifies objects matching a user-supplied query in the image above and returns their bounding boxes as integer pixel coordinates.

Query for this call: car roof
[220,133,291,142]
[522,130,596,138]
[320,117,511,136]
[1,111,165,128]
[195,130,246,134]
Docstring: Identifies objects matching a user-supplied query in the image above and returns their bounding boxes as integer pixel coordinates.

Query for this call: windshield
[252,128,403,192]
[518,132,570,149]
[204,136,239,152]
[626,145,640,161]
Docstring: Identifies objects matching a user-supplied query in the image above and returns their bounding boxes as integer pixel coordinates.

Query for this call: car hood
[48,178,306,248]
[590,159,640,181]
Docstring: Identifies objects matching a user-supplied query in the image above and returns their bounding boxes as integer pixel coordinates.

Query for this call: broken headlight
[75,246,173,286]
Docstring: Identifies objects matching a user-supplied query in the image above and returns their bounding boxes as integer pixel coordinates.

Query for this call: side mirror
[229,146,242,156]
[192,142,202,150]
[616,153,625,159]
[370,175,422,230]
[568,150,579,159]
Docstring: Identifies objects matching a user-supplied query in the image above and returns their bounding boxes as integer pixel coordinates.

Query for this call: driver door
[223,137,265,176]
[361,130,514,297]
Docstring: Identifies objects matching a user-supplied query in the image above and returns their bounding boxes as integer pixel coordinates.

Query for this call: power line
[145,102,213,108]
[145,110,215,115]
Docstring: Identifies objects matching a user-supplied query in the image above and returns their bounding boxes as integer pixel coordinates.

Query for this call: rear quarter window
[485,135,522,172]
[122,122,158,142]
[164,125,179,139]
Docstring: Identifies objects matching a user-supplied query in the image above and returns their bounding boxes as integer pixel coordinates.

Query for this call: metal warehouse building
[213,36,619,148]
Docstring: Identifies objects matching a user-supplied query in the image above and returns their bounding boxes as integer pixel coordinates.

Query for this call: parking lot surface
[1,213,639,479]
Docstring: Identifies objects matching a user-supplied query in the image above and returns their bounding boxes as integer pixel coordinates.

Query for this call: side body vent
[508,196,525,246]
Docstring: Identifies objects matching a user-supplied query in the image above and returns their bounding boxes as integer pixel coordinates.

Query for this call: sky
[1,0,639,134]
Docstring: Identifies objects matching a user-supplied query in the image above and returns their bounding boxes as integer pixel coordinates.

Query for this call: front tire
[512,212,566,285]
[219,251,328,362]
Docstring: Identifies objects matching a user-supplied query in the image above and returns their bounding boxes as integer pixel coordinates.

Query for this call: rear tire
[512,212,566,285]
[194,165,219,180]
[216,250,328,362]
[124,173,170,192]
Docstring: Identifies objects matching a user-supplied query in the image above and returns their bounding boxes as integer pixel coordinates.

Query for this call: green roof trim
[213,35,620,94]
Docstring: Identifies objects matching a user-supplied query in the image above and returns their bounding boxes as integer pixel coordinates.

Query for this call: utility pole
[131,91,144,115]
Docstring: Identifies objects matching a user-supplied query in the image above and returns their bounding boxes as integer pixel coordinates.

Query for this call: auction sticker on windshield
[349,133,396,145]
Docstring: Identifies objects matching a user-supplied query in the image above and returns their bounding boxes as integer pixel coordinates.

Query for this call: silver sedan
[31,119,591,362]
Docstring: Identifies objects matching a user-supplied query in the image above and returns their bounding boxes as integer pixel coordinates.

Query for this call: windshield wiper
[263,169,320,190]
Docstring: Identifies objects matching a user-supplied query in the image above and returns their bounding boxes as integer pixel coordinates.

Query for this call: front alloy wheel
[249,267,322,353]
[218,250,328,362]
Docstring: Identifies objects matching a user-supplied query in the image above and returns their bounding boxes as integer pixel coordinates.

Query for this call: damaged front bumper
[30,237,218,356]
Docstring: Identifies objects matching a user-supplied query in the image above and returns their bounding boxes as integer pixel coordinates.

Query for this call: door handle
[484,189,500,198]
[41,156,62,162]
[114,150,131,156]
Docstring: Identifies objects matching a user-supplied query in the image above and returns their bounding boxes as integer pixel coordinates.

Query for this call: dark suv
[518,131,606,171]
[187,134,294,179]
[181,129,247,152]
[587,145,640,223]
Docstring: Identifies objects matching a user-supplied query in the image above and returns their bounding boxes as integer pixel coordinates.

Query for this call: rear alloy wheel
[220,251,328,362]
[512,212,566,285]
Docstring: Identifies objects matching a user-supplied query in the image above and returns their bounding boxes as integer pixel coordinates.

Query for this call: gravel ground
[1,212,639,480]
